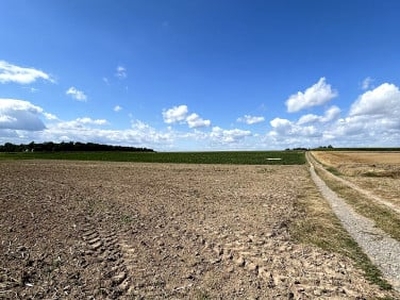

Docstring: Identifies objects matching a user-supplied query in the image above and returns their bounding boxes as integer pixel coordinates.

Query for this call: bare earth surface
[1,160,398,299]
[311,151,400,208]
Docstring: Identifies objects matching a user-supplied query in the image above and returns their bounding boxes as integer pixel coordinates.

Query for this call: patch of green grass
[194,290,211,300]
[0,151,306,165]
[362,170,400,179]
[362,171,382,178]
[120,214,133,224]
[341,237,392,290]
[307,152,342,176]
[326,166,342,176]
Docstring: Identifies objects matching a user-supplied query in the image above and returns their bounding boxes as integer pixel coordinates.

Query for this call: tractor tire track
[79,219,130,298]
[196,224,377,299]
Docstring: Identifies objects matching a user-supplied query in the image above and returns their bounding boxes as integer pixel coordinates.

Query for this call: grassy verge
[309,152,343,176]
[326,166,342,176]
[291,172,392,291]
[315,167,400,242]
[0,151,306,165]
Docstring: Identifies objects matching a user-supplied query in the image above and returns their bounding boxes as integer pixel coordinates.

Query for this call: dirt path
[309,152,400,215]
[306,152,400,291]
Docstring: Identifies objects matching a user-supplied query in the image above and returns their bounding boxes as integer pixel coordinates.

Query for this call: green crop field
[0,151,306,165]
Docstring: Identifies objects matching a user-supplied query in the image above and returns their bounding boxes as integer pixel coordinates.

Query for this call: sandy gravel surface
[1,160,398,299]
[307,153,400,291]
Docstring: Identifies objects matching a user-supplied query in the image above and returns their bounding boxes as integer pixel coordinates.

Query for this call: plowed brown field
[0,160,397,299]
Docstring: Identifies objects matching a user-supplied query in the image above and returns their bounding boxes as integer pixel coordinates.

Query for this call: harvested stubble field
[1,160,398,299]
[312,151,400,208]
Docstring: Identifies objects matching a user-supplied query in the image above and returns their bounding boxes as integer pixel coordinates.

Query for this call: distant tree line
[285,147,309,151]
[0,141,154,152]
[285,145,334,151]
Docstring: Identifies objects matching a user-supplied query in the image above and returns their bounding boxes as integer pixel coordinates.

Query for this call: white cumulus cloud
[267,83,400,148]
[186,113,211,128]
[324,82,400,146]
[0,99,46,131]
[296,114,320,125]
[43,112,58,120]
[270,118,293,134]
[0,60,54,84]
[350,83,400,117]
[285,77,338,113]
[162,105,211,128]
[163,105,188,124]
[237,115,265,124]
[269,116,320,140]
[297,106,341,125]
[66,87,87,101]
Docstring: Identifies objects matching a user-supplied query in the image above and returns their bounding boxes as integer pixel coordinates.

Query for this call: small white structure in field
[267,157,282,161]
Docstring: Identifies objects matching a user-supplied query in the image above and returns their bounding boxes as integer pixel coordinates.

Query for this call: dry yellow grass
[311,151,400,207]
[312,151,400,166]
[309,154,400,242]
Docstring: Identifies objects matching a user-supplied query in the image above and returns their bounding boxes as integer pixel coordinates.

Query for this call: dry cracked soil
[1,160,398,299]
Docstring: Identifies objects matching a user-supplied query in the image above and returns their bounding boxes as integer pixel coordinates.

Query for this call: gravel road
[307,153,400,291]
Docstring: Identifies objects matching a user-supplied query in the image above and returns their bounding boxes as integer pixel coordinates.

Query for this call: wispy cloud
[0,60,54,84]
[115,66,127,79]
[56,117,108,129]
[66,87,87,102]
[237,115,265,124]
[113,105,122,112]
[361,77,374,90]
[22,87,39,93]
[285,77,338,113]
[210,127,252,144]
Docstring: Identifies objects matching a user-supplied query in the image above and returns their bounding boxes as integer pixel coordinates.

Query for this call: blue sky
[1,0,399,151]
